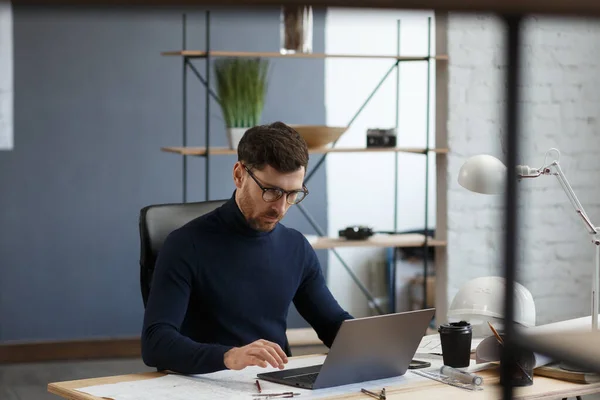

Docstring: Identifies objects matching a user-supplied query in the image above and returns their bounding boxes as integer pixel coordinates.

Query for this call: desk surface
[47,357,600,400]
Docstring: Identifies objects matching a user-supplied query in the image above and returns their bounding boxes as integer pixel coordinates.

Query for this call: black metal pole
[182,13,188,203]
[394,20,400,235]
[205,10,211,201]
[187,61,220,103]
[501,14,523,400]
[390,19,401,314]
[422,16,432,309]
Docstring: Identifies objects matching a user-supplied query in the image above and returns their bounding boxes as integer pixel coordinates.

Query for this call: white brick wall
[447,14,600,326]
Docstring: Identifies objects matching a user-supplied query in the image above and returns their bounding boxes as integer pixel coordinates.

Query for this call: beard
[237,191,282,232]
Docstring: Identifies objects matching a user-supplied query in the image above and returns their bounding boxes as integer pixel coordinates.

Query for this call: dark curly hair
[237,121,309,173]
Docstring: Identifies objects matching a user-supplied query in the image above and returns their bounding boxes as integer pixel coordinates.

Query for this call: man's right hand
[224,339,289,370]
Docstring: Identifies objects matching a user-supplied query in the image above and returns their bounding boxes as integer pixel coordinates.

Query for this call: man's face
[234,162,306,232]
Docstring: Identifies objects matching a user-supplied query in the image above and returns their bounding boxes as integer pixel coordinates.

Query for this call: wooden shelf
[161,146,449,156]
[310,233,446,250]
[161,50,449,61]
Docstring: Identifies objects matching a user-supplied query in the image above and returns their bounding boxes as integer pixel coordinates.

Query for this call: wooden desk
[47,358,600,400]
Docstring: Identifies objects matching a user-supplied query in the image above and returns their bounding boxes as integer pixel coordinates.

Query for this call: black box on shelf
[366,128,397,148]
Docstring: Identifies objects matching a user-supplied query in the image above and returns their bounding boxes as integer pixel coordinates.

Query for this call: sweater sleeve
[293,240,354,347]
[141,228,233,374]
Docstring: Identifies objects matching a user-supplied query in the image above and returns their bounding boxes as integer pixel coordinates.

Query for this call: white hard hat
[448,276,536,334]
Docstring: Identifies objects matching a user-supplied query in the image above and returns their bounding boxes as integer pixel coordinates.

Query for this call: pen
[361,388,386,400]
[252,392,300,398]
[361,388,379,399]
[256,379,262,393]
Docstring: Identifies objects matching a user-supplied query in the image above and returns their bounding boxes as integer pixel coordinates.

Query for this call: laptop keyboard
[284,372,319,384]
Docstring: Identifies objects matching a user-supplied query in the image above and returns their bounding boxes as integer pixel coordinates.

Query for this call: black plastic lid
[438,320,472,333]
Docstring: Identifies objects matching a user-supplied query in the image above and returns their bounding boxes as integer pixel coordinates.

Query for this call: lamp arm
[517,148,599,331]
[551,159,600,332]
[550,161,598,236]
[518,149,598,236]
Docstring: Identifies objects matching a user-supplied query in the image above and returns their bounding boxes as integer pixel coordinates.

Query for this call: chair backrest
[138,200,227,307]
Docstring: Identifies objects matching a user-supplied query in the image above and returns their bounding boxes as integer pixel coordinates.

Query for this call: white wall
[0,1,12,150]
[447,14,600,325]
[324,8,436,317]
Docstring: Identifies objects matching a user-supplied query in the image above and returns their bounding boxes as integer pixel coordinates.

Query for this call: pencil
[256,379,262,393]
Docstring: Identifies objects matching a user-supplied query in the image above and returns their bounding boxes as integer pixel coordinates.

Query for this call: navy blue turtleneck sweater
[141,192,353,375]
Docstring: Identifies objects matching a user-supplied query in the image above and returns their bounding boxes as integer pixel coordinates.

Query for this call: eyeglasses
[244,165,309,205]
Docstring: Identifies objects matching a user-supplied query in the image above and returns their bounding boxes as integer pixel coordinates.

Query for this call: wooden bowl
[290,125,348,149]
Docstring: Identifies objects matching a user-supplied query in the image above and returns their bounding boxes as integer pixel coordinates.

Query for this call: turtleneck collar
[217,190,275,237]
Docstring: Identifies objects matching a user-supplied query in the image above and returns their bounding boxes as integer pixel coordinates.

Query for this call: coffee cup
[438,321,472,368]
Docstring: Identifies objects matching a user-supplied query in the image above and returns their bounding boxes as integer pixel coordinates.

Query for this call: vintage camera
[366,128,397,148]
[339,226,374,240]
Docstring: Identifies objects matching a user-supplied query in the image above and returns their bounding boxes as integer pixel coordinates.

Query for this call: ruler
[412,370,483,391]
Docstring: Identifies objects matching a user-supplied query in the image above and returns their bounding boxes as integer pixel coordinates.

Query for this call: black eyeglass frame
[243,165,309,205]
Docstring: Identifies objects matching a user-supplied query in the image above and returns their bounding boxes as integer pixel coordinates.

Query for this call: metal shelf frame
[166,10,441,317]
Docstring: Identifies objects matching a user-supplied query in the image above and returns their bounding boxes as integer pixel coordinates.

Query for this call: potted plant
[214,57,270,149]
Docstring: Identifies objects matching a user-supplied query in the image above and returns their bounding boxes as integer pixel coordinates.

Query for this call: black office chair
[138,199,292,356]
[139,199,227,307]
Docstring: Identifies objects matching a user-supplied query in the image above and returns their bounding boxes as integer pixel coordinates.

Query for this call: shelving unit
[159,11,448,317]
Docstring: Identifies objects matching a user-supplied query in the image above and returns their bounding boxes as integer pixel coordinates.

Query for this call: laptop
[257,308,435,390]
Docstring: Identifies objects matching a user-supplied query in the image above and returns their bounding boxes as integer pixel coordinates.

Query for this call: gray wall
[0,6,328,342]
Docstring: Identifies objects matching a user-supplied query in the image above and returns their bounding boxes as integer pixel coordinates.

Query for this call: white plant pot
[227,127,248,150]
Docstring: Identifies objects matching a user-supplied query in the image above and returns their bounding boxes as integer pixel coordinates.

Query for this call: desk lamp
[458,148,600,332]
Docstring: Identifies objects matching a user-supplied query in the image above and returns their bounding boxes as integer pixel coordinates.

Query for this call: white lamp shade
[458,154,507,195]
